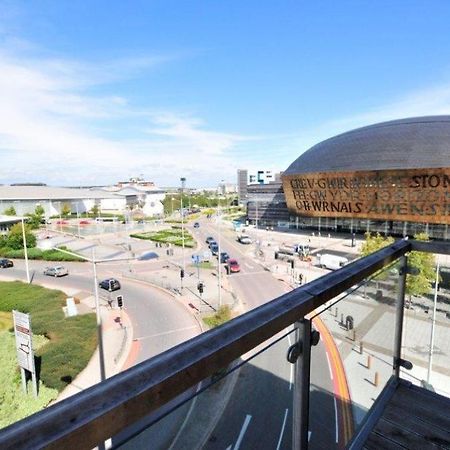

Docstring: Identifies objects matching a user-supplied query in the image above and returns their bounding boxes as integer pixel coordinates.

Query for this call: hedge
[0,246,84,262]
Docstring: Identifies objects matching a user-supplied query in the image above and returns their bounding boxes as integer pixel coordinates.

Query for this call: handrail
[0,239,411,450]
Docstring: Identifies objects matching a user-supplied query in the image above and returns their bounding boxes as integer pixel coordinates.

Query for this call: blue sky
[1,1,450,187]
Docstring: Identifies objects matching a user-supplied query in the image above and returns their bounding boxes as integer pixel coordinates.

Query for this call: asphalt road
[194,222,338,449]
[0,258,201,449]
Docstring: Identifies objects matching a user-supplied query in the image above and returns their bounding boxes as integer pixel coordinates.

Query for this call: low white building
[0,185,123,218]
[101,185,165,217]
[0,214,23,235]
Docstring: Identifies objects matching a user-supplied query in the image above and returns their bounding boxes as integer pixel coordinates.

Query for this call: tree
[406,233,437,305]
[26,205,46,229]
[90,204,100,217]
[61,203,72,217]
[360,232,395,257]
[6,223,36,249]
[360,232,395,291]
[3,206,16,216]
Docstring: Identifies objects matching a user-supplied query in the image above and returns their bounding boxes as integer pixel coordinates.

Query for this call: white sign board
[13,310,35,373]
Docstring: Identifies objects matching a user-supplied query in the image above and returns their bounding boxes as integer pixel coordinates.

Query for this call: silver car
[43,266,69,277]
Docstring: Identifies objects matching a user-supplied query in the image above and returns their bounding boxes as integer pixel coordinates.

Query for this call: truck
[318,253,349,270]
[294,243,310,258]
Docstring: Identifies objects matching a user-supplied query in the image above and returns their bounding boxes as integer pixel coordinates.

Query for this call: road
[0,258,201,449]
[194,222,339,449]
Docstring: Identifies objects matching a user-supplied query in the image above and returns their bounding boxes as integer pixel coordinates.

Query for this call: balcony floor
[363,381,450,449]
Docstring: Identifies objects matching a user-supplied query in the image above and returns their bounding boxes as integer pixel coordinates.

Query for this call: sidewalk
[55,292,132,403]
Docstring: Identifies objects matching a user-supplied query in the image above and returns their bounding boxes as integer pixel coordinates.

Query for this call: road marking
[309,431,312,441]
[234,414,252,450]
[325,352,334,381]
[244,263,254,269]
[289,364,294,391]
[135,325,198,341]
[276,408,289,450]
[334,396,339,443]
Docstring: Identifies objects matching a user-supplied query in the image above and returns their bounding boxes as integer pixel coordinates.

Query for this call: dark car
[210,243,219,255]
[0,258,13,268]
[99,278,121,291]
[205,236,215,244]
[193,222,200,228]
[220,252,230,263]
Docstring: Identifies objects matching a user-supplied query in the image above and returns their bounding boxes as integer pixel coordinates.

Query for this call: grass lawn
[131,228,195,247]
[202,306,233,328]
[0,281,96,393]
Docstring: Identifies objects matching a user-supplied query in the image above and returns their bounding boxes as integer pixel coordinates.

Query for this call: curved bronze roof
[284,116,450,175]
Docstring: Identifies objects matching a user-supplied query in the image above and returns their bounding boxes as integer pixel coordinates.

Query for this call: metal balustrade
[1,239,449,449]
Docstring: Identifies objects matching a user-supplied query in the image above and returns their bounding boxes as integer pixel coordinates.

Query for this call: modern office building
[237,168,281,205]
[281,116,450,239]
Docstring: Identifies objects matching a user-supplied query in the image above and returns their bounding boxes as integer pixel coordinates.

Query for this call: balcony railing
[1,239,449,449]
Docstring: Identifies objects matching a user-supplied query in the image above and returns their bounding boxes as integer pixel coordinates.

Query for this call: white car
[237,235,252,244]
[43,266,69,277]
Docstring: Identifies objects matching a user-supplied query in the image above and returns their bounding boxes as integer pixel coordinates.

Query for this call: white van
[318,254,349,270]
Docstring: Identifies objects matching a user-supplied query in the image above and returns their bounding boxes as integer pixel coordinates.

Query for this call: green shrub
[202,306,232,328]
[0,246,84,261]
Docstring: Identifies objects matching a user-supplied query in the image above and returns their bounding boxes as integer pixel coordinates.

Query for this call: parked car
[193,222,200,228]
[220,252,230,263]
[138,251,159,261]
[0,258,13,268]
[205,236,215,244]
[43,266,69,277]
[210,243,219,255]
[237,235,252,244]
[99,278,121,291]
[227,259,241,273]
[318,254,349,270]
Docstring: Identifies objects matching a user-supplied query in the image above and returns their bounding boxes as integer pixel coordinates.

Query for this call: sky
[1,1,450,187]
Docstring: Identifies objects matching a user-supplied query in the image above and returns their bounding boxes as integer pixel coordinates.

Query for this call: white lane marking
[276,408,289,450]
[234,414,252,450]
[244,263,254,269]
[325,352,334,381]
[289,364,294,391]
[167,383,202,450]
[309,431,312,442]
[135,325,198,340]
[226,446,232,450]
[334,396,339,443]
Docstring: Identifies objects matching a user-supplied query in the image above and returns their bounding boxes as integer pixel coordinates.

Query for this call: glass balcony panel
[308,262,400,449]
[400,253,450,399]
[112,327,297,450]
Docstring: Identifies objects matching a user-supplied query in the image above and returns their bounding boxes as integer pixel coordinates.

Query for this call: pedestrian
[107,298,113,309]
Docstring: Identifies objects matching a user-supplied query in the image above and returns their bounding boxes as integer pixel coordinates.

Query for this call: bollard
[374,372,379,387]
[340,313,344,325]
[335,307,338,318]
[367,354,371,369]
[359,341,364,354]
[351,329,356,341]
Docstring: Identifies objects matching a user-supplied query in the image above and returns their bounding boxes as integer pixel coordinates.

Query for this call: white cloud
[0,48,250,186]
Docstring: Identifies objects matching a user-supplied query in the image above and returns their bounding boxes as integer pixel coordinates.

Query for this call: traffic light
[290,260,295,270]
[180,269,185,279]
[117,295,123,308]
[197,282,204,294]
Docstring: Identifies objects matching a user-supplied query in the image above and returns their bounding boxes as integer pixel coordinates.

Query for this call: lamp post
[180,177,186,280]
[21,218,30,283]
[427,258,440,384]
[217,191,222,308]
[171,197,175,217]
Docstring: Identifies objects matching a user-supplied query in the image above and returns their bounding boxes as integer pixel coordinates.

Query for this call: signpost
[13,310,38,397]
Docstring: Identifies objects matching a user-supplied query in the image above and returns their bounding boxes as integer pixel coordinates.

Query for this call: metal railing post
[293,318,312,450]
[393,255,407,378]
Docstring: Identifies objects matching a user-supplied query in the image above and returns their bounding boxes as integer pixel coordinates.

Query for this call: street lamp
[217,191,222,308]
[171,197,175,216]
[21,218,30,283]
[180,177,186,280]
